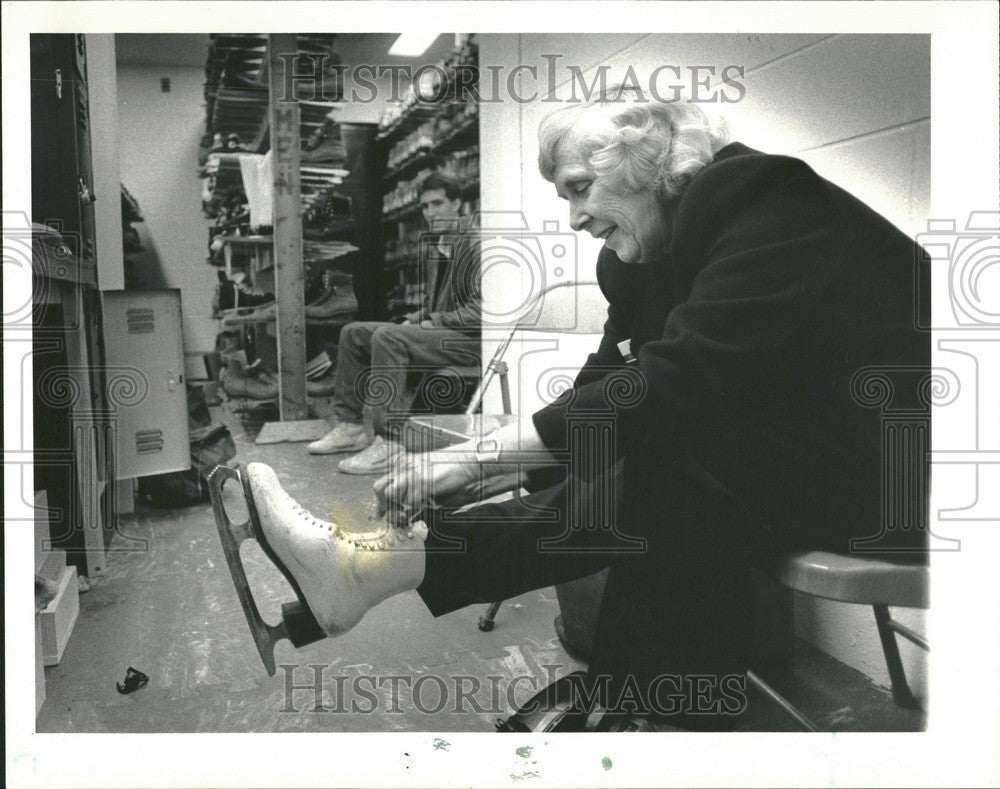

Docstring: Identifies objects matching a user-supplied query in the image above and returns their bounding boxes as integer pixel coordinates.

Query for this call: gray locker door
[101,289,190,479]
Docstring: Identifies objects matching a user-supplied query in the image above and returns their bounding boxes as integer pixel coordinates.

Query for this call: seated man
[308,174,481,474]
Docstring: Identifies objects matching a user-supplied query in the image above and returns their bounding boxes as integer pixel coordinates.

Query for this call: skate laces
[279,482,412,548]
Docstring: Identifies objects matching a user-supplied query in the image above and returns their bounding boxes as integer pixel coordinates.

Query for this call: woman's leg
[417,471,626,616]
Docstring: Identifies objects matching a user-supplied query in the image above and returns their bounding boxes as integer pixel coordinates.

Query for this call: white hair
[537,86,729,200]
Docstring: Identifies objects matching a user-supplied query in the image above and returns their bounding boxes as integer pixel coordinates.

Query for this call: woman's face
[552,143,671,264]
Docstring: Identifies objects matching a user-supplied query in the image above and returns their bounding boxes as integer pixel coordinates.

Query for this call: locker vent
[127,308,155,333]
[135,429,164,454]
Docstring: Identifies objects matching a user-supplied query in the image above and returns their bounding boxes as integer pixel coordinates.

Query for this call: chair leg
[478,601,503,631]
[873,604,920,709]
[746,670,819,732]
[498,364,512,415]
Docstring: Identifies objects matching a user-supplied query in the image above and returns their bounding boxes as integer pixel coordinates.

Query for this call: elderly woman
[241,89,929,730]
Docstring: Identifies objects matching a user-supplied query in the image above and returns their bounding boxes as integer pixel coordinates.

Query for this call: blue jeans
[332,321,479,435]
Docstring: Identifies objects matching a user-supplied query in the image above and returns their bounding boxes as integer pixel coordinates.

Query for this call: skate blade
[208,464,325,676]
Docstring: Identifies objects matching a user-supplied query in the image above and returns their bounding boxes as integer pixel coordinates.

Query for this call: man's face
[552,144,669,264]
[420,188,462,231]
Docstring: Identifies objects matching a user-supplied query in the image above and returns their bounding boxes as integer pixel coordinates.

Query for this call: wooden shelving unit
[202,35,382,427]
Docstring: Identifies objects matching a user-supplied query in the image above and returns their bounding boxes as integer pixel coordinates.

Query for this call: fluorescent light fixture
[388,32,441,57]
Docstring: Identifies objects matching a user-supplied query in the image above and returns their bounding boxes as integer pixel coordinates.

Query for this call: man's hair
[537,84,729,200]
[419,173,463,203]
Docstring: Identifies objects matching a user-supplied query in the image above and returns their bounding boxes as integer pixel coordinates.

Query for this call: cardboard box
[36,549,67,585]
[40,566,79,666]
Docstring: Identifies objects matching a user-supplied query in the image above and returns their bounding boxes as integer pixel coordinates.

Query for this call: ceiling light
[388,33,441,57]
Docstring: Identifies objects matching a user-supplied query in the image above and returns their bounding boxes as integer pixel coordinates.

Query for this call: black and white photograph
[4,2,999,787]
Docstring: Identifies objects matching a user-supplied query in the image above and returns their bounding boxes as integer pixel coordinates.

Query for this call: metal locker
[101,290,190,479]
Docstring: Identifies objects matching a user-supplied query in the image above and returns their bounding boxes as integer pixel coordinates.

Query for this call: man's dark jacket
[415,214,482,333]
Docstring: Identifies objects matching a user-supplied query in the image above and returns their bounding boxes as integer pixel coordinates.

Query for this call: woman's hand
[373,418,555,526]
[374,446,480,526]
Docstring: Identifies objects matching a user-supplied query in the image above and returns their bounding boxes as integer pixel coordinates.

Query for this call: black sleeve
[532,154,843,451]
[431,230,482,328]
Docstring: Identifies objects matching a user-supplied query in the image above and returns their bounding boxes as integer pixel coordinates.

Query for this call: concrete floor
[37,402,926,733]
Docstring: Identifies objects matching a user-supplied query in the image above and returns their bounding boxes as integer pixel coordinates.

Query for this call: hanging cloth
[239,150,273,231]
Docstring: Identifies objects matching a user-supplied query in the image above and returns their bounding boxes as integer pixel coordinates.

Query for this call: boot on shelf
[306,350,333,380]
[215,270,275,316]
[304,270,336,309]
[222,303,276,326]
[306,370,337,397]
[305,277,357,320]
[220,354,248,398]
[243,367,279,400]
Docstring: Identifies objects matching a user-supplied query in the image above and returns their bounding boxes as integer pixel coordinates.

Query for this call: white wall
[477,33,930,698]
[117,64,216,379]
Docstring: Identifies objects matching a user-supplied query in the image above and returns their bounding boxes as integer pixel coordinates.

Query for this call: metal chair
[749,366,933,729]
[452,341,933,726]
[467,278,605,415]
[472,280,607,631]
[747,550,929,731]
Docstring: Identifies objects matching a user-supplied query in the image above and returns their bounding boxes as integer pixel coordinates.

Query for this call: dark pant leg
[417,466,627,616]
[417,454,758,730]
[369,324,480,435]
[585,469,756,730]
[332,321,383,423]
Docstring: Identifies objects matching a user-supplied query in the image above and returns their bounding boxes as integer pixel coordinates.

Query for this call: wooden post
[268,34,307,421]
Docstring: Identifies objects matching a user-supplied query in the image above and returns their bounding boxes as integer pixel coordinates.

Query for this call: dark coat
[420,142,930,716]
[524,142,932,698]
[417,215,482,332]
[532,142,930,553]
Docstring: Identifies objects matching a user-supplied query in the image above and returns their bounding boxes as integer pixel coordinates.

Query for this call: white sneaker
[337,436,403,475]
[307,422,368,455]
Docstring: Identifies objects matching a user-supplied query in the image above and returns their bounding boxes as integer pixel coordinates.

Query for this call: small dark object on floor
[116,667,149,695]
[478,602,501,631]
